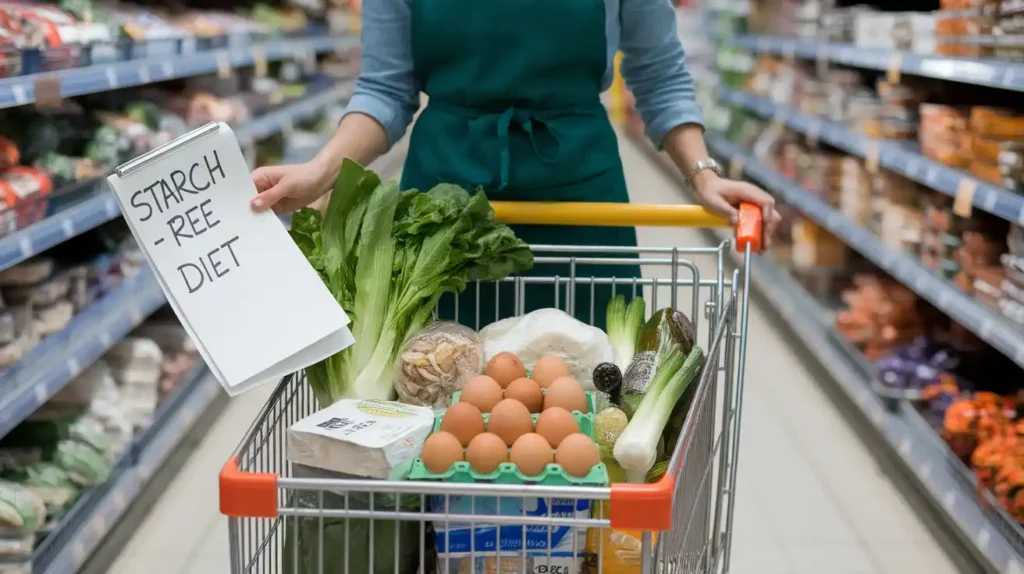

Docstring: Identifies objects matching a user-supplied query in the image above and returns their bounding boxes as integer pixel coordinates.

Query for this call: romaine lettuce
[290,160,533,405]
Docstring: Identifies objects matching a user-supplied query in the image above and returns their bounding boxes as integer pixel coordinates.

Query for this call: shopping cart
[219,201,762,574]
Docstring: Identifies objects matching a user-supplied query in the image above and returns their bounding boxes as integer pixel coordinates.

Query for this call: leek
[606,295,646,371]
[613,346,704,482]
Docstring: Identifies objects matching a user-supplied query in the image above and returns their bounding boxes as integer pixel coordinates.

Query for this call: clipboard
[107,122,354,397]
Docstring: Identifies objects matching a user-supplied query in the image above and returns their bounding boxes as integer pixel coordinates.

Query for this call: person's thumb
[251,177,291,212]
[252,165,288,191]
[700,191,739,224]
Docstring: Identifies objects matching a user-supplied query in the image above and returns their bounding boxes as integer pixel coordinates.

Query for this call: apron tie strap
[496,107,563,190]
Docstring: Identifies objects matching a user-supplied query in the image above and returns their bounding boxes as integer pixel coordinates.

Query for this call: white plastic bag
[480,308,614,390]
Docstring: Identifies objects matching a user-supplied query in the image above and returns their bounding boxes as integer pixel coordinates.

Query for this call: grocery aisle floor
[107,136,961,574]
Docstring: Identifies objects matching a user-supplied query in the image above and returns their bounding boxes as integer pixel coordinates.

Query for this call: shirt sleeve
[341,0,420,149]
[619,0,704,148]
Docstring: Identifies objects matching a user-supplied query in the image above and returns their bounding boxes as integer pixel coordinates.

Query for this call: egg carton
[406,392,607,487]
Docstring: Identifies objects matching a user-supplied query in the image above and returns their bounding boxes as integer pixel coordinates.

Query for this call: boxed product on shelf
[50,360,133,447]
[920,104,971,169]
[0,2,113,49]
[0,479,45,565]
[133,321,200,397]
[105,338,163,429]
[853,11,937,54]
[836,274,924,360]
[791,218,849,269]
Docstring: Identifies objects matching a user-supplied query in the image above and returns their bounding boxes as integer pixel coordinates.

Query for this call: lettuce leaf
[289,160,533,405]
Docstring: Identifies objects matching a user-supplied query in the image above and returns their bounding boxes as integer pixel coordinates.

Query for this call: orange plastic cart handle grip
[610,475,676,531]
[735,202,763,253]
[220,457,278,518]
[490,201,764,252]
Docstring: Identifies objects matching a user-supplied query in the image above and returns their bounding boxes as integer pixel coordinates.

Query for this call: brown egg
[510,433,554,476]
[543,376,589,413]
[440,402,486,446]
[465,432,509,474]
[531,355,570,388]
[534,407,579,448]
[460,375,504,413]
[487,398,535,446]
[503,377,544,413]
[420,431,464,474]
[555,433,600,478]
[485,352,527,389]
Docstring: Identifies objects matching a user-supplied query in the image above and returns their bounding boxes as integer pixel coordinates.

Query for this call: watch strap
[685,158,723,183]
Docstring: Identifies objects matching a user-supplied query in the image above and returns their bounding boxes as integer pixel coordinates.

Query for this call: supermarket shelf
[702,134,1024,369]
[718,88,1024,226]
[732,34,1024,92]
[629,131,1024,573]
[0,80,354,274]
[38,370,221,574]
[237,81,354,144]
[751,252,1024,573]
[0,267,165,439]
[0,184,120,274]
[0,33,355,110]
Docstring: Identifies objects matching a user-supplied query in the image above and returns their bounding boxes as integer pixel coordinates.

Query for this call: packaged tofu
[287,400,433,479]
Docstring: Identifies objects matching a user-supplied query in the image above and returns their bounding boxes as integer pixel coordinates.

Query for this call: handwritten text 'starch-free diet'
[106,123,354,396]
[127,149,241,294]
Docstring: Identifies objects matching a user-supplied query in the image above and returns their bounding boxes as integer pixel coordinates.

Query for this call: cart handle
[490,201,763,252]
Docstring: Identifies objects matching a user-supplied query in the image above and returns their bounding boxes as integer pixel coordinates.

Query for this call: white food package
[287,399,433,479]
[480,308,614,390]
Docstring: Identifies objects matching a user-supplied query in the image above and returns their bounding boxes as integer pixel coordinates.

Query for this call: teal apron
[401,0,640,330]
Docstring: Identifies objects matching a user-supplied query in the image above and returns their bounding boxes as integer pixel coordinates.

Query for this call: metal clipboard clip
[114,122,222,179]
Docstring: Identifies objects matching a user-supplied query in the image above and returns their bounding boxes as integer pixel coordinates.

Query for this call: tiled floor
[107,137,961,573]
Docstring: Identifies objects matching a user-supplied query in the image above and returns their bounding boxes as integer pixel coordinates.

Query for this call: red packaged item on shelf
[0,166,51,234]
[0,2,76,48]
[944,392,1016,459]
[0,135,18,172]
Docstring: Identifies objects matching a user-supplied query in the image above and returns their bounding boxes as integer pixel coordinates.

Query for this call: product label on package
[294,399,434,450]
[430,495,589,573]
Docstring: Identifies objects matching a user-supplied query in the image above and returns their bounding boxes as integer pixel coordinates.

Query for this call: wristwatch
[685,158,723,186]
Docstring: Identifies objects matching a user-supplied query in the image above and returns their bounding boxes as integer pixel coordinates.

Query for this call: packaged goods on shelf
[854,11,937,54]
[105,338,163,429]
[835,274,925,360]
[735,55,1024,317]
[133,321,200,397]
[0,230,140,370]
[792,218,849,269]
[0,2,113,54]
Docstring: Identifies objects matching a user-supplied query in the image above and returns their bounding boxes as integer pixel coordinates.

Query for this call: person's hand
[250,160,334,214]
[692,171,782,249]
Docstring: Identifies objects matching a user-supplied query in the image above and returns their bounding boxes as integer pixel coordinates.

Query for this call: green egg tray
[406,391,608,487]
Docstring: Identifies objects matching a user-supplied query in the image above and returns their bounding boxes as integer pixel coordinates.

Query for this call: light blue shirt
[344,0,704,150]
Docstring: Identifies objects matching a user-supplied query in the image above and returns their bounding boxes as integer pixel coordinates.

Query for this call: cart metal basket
[220,202,762,574]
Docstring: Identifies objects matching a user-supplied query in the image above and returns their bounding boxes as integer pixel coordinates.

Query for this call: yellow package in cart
[583,500,658,574]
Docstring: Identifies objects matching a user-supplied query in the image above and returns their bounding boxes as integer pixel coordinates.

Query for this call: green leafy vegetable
[606,295,645,371]
[290,160,533,406]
